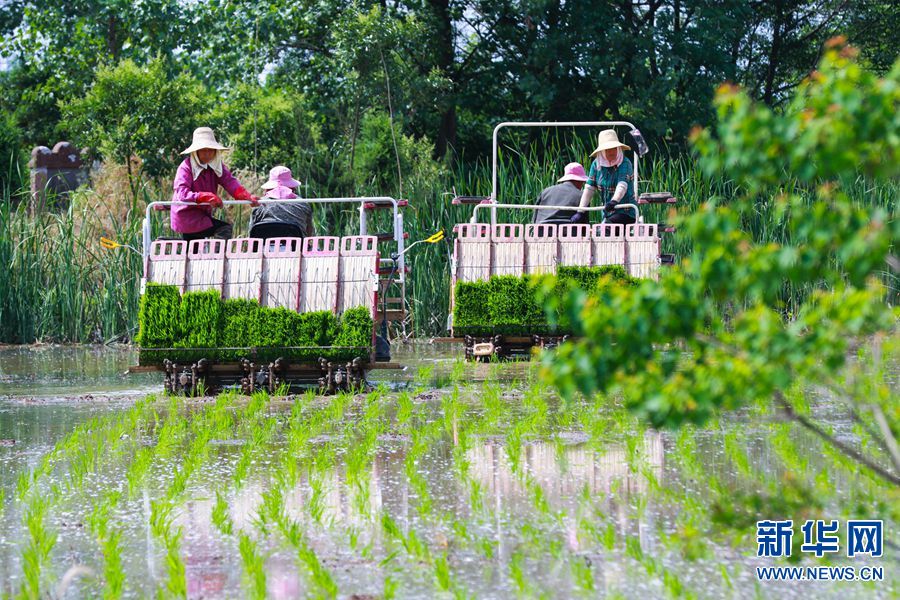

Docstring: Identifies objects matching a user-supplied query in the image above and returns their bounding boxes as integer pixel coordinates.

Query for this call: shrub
[61,58,209,181]
[210,85,324,178]
[177,290,222,349]
[354,109,444,192]
[0,111,23,192]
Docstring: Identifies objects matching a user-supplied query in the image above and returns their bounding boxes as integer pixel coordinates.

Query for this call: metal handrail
[468,202,640,224]
[143,196,406,277]
[491,121,641,226]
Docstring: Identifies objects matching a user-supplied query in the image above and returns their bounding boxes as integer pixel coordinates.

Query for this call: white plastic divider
[591,223,626,267]
[185,239,226,293]
[453,223,492,282]
[626,223,659,279]
[339,235,379,314]
[491,224,524,277]
[299,236,340,313]
[224,238,264,301]
[145,240,187,291]
[558,224,592,267]
[261,238,303,310]
[524,223,558,274]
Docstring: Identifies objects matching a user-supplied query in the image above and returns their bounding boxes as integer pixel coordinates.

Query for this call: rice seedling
[255,484,285,535]
[508,550,530,597]
[86,491,127,600]
[161,527,187,599]
[211,489,234,536]
[19,495,56,600]
[570,555,595,594]
[98,528,126,600]
[233,416,279,491]
[276,516,339,598]
[238,532,268,600]
[383,575,399,600]
[431,552,458,596]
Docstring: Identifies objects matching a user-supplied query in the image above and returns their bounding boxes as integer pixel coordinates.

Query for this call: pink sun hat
[261,165,301,190]
[557,162,588,183]
[263,184,298,199]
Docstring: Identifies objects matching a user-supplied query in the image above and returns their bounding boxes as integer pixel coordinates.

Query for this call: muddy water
[0,345,893,599]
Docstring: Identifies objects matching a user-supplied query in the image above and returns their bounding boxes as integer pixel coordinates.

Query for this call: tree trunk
[763,0,784,105]
[107,15,120,60]
[429,0,457,158]
[436,105,457,158]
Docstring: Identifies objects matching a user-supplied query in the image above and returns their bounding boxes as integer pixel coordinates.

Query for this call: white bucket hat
[590,129,631,157]
[180,127,230,155]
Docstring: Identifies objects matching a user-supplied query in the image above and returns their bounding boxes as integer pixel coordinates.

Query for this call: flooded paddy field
[0,345,894,599]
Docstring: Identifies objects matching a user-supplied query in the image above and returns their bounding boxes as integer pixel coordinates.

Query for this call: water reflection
[150,432,666,598]
[467,431,664,500]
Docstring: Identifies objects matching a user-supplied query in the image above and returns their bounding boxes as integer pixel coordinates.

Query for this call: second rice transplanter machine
[132,121,677,393]
[443,120,677,359]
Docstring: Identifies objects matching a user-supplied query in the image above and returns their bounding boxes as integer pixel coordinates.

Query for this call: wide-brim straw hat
[590,129,631,157]
[261,165,302,190]
[180,127,230,155]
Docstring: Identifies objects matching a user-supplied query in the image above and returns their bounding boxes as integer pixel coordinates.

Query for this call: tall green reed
[0,185,143,343]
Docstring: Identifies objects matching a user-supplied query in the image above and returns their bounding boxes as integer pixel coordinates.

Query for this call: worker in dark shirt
[533,162,588,224]
[249,166,313,239]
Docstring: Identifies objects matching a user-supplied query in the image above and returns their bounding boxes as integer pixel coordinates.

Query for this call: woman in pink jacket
[171,127,258,241]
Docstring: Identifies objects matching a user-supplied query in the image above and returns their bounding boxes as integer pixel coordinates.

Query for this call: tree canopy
[0,0,896,169]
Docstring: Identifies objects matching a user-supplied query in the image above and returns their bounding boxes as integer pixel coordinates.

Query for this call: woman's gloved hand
[196,191,223,208]
[603,201,617,213]
[233,186,260,207]
[569,211,587,224]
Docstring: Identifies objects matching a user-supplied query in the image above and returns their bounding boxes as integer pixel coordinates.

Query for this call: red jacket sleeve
[218,164,243,198]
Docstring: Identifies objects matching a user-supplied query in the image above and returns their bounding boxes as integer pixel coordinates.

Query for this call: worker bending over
[533,162,589,225]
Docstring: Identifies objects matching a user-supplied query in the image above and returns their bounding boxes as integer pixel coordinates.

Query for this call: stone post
[28,141,89,213]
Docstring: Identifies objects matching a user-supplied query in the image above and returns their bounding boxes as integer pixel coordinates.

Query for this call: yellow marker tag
[425,230,444,243]
[100,237,118,249]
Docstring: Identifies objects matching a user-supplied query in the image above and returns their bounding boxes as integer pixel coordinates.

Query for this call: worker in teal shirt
[571,129,636,224]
